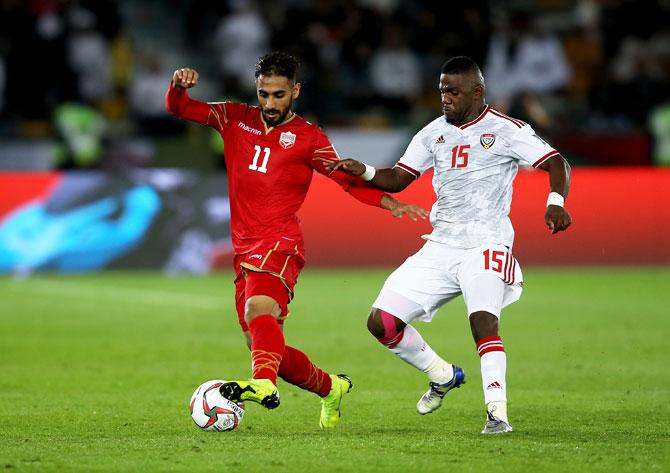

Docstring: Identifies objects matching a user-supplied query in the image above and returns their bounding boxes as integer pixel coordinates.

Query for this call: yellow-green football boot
[319,374,353,428]
[220,378,280,409]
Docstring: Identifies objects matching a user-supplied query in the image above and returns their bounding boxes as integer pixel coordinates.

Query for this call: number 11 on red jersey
[249,145,271,173]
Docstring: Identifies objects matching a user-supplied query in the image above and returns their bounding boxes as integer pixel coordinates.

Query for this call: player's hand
[392,202,429,221]
[382,196,428,221]
[173,68,199,89]
[545,205,572,234]
[325,158,365,176]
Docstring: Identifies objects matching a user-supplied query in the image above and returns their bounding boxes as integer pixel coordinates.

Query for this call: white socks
[487,400,508,423]
[387,323,510,422]
[389,324,453,383]
[480,350,507,404]
[424,356,455,384]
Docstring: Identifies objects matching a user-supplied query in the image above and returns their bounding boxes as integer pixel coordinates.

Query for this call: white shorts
[372,240,523,324]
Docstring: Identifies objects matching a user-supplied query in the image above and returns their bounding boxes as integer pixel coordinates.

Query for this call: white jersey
[396,105,559,249]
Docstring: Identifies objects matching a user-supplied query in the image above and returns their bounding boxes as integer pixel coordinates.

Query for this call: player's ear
[474,84,484,101]
[292,82,301,100]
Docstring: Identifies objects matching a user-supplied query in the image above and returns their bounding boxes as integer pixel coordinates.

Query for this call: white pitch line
[3,278,228,310]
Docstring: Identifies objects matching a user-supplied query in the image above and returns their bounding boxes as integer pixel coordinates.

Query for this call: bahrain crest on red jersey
[480,133,496,149]
[279,131,297,149]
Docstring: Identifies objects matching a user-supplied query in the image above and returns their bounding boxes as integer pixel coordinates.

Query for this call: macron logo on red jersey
[238,122,262,136]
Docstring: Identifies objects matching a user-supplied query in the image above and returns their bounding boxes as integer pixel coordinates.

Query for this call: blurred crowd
[0,0,669,168]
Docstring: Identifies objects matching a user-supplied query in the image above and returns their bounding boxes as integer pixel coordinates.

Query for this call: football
[189,380,245,432]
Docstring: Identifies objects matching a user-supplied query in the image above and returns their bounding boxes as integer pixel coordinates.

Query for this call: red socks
[248,315,332,397]
[279,346,332,397]
[248,314,285,384]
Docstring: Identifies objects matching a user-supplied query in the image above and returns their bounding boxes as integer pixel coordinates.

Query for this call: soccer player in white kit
[326,56,572,434]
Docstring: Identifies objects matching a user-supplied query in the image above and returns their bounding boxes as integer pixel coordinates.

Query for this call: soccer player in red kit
[166,52,427,428]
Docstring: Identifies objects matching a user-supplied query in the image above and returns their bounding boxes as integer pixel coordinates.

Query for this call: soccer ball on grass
[190,380,245,432]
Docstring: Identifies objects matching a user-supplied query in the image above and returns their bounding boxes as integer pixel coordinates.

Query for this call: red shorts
[233,239,305,332]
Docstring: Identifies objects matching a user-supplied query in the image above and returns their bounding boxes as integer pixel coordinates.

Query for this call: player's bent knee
[367,308,385,338]
[244,295,281,324]
[369,308,406,348]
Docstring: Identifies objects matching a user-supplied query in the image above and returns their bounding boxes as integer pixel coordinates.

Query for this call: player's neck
[281,111,294,125]
[458,103,487,126]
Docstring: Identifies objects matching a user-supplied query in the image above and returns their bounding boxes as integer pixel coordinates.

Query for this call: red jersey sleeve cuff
[165,82,186,114]
[348,185,384,207]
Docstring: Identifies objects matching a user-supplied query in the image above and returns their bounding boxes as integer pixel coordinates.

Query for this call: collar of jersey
[260,110,298,134]
[458,105,491,130]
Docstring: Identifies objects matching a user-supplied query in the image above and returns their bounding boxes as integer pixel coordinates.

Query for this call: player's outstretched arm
[538,155,572,234]
[315,156,427,219]
[166,68,213,126]
[325,159,414,193]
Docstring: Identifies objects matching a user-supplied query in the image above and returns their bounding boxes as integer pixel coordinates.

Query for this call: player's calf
[369,308,464,414]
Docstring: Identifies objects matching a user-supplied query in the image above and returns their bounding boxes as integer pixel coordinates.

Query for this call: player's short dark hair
[440,56,481,75]
[255,52,300,82]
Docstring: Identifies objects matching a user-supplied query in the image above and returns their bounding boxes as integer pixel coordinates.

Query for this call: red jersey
[166,84,386,254]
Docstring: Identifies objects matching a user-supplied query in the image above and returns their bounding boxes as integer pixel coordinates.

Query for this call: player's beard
[262,100,293,127]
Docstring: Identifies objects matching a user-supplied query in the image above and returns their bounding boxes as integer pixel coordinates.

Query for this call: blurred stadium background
[0,0,668,271]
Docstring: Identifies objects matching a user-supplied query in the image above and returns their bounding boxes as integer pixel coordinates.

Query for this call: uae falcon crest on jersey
[279,131,296,149]
[480,133,496,149]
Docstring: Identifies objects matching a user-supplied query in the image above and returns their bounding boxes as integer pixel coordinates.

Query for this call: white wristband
[546,192,564,207]
[360,163,376,181]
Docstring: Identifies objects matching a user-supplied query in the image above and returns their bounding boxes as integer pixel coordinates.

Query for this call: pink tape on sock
[377,310,404,348]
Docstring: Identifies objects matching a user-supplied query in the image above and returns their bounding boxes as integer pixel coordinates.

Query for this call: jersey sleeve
[394,130,434,179]
[165,83,233,133]
[508,124,560,168]
[310,128,386,207]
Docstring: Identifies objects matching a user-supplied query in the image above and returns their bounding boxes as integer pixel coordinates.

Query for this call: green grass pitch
[1,268,668,472]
